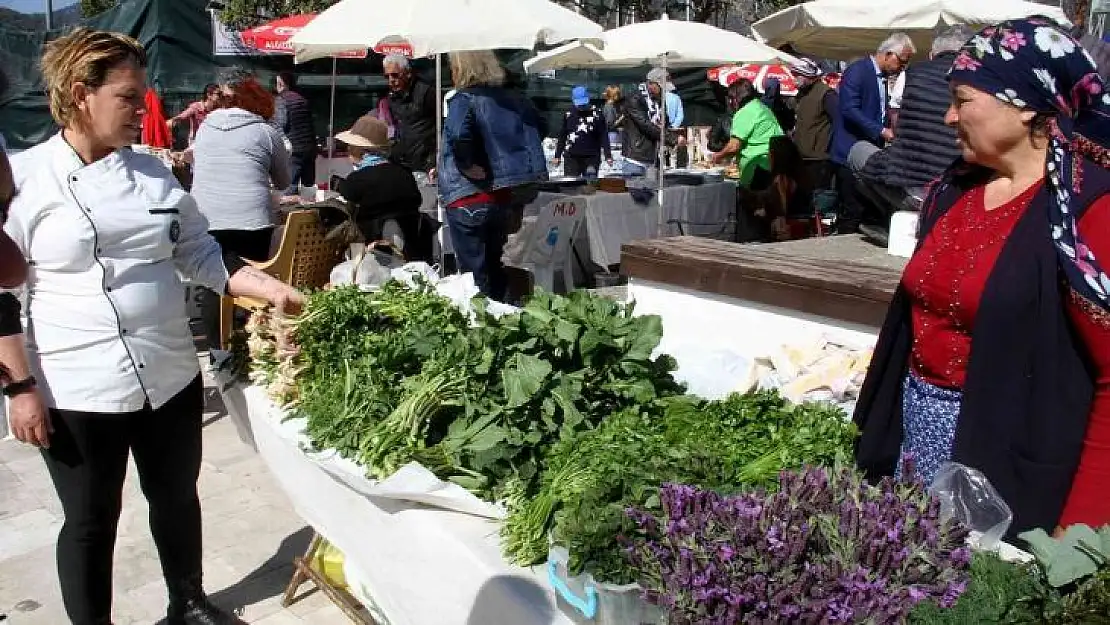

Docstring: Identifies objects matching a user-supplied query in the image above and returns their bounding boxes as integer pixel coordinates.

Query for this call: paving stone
[252,610,308,625]
[0,465,43,522]
[298,602,351,624]
[0,509,61,562]
[0,354,335,625]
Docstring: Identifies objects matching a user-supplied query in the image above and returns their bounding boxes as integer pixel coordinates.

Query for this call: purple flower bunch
[622,463,972,624]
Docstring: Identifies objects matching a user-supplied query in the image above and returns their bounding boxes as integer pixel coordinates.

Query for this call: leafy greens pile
[910,524,1110,624]
[502,391,859,583]
[249,282,685,501]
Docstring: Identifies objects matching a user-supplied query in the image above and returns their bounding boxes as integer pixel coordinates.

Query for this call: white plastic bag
[668,347,752,400]
[329,249,402,288]
[930,462,1013,550]
[390,262,441,287]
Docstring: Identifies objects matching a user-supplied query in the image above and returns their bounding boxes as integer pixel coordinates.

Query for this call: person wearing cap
[552,86,613,177]
[646,67,687,168]
[618,73,673,175]
[333,115,431,261]
[789,57,838,189]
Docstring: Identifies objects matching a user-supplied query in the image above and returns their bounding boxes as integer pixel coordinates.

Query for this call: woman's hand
[10,390,51,449]
[267,282,304,317]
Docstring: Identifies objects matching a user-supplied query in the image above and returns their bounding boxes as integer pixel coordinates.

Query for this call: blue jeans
[286,149,317,194]
[446,202,508,301]
[622,159,648,177]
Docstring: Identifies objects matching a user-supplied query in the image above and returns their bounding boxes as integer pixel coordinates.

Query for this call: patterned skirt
[896,372,963,485]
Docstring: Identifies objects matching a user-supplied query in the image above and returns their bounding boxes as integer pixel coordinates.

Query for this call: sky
[0,0,77,13]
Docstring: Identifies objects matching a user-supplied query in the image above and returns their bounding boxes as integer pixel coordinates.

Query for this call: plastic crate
[546,547,662,625]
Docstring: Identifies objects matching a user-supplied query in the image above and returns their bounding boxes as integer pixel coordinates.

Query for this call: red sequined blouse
[902,182,1110,528]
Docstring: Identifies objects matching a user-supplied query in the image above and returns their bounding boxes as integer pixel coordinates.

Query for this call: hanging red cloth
[141,88,173,149]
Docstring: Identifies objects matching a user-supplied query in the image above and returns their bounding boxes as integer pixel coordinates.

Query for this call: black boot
[166,578,244,625]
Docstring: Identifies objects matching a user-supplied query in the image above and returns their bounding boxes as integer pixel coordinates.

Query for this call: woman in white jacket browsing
[0,28,301,625]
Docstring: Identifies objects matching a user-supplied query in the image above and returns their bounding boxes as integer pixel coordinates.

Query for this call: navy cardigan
[854,160,1109,536]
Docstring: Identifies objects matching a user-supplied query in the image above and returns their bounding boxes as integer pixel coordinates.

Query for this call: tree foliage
[79,0,119,18]
[219,0,334,30]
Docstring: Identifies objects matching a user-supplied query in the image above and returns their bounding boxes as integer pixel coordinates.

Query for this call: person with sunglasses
[384,54,438,176]
[830,32,916,233]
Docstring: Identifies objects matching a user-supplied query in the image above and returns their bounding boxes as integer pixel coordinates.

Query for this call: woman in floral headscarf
[855,17,1110,537]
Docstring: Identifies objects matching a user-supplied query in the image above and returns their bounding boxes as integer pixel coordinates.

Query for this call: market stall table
[240,385,579,625]
[424,180,737,275]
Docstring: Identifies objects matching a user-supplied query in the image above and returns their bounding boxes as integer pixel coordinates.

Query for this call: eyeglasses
[384,72,402,79]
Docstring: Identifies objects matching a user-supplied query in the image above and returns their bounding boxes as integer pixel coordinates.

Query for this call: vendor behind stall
[711,78,784,190]
[333,115,433,262]
[855,19,1110,536]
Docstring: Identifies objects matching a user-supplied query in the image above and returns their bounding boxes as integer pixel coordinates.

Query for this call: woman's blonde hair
[449,51,506,88]
[40,27,147,128]
[603,85,622,103]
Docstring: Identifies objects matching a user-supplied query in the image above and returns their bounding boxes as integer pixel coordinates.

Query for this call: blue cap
[571,85,589,106]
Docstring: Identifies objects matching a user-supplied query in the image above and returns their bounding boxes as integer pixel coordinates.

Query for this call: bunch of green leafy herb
[262,283,685,507]
[504,390,859,584]
[1009,524,1110,624]
[909,551,1037,624]
[412,290,686,498]
[289,283,469,463]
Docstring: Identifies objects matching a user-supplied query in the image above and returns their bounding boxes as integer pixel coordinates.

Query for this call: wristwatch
[2,375,36,397]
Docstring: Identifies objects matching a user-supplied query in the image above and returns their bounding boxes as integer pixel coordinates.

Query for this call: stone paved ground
[0,356,350,625]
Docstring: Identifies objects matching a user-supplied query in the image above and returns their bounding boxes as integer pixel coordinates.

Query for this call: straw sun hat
[335,115,390,150]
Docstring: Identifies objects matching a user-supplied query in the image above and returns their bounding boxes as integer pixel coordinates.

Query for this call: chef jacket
[4,134,231,412]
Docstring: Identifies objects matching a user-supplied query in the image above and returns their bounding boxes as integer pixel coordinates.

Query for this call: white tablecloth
[241,386,574,625]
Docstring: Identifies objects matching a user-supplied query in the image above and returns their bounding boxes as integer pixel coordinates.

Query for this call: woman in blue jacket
[438,51,547,301]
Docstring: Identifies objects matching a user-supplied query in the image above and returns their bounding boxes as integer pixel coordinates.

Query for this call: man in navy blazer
[832,33,916,233]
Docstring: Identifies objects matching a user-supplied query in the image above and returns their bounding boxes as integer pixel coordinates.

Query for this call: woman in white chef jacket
[0,28,302,625]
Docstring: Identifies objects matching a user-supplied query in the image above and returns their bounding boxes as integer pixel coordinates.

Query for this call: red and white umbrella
[241,14,414,59]
[707,63,798,95]
[707,63,841,94]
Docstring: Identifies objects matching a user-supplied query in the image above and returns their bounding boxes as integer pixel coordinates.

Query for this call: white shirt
[889,71,907,110]
[5,134,230,412]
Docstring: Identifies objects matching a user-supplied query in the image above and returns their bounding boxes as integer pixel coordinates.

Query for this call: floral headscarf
[948,17,1110,309]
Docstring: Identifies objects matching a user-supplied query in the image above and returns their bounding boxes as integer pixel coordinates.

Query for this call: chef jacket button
[138,364,145,369]
[120,328,127,335]
[106,286,112,292]
[70,175,77,182]
[96,248,102,254]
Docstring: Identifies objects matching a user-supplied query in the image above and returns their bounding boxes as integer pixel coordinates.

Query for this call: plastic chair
[218,210,345,349]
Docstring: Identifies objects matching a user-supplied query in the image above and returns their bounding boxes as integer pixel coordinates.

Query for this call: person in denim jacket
[438,51,547,301]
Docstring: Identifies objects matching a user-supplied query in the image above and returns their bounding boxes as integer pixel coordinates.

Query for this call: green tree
[219,0,338,30]
[80,0,119,17]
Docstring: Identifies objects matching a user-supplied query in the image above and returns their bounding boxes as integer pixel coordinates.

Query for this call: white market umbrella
[290,0,604,63]
[751,0,1072,60]
[524,15,796,73]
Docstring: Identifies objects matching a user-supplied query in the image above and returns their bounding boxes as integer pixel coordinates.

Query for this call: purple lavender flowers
[623,464,972,624]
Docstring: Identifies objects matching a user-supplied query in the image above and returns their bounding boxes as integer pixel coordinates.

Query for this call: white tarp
[524,15,796,74]
[289,0,603,63]
[751,0,1072,60]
